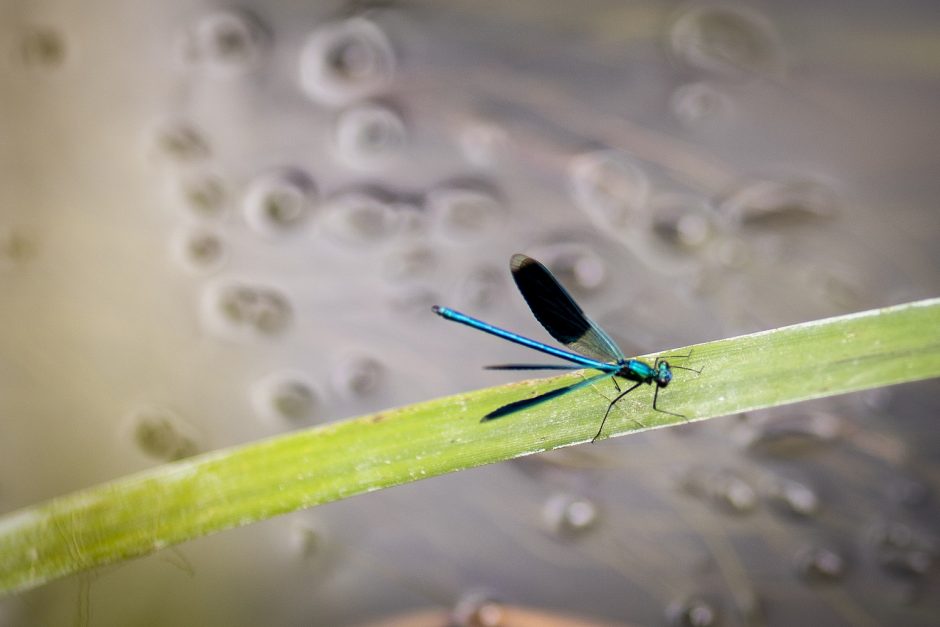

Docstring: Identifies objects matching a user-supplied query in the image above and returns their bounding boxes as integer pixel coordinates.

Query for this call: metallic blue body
[432,255,693,440]
[621,359,654,381]
[434,306,666,386]
[432,306,618,372]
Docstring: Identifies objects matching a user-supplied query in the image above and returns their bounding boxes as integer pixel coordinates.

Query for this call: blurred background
[1,0,939,625]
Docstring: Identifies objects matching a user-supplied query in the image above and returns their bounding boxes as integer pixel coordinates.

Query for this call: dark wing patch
[482,371,615,421]
[510,254,624,363]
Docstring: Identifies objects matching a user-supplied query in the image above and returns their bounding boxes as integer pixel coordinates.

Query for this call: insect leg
[592,381,643,443]
[652,385,690,421]
[657,350,703,374]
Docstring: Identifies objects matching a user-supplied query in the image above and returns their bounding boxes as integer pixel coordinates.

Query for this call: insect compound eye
[657,362,673,386]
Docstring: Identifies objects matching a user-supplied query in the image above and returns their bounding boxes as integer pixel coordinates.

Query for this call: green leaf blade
[1,298,938,594]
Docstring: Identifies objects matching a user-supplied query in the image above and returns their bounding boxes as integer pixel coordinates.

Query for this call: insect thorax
[619,359,656,382]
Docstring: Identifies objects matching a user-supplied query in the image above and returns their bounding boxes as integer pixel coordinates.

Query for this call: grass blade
[1,298,938,594]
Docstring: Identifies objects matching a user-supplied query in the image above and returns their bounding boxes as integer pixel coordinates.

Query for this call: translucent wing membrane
[510,254,624,363]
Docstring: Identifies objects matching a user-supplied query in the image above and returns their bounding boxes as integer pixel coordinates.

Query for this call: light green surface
[1,298,938,595]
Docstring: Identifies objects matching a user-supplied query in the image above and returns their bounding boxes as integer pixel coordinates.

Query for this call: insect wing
[510,254,625,363]
[483,371,615,421]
